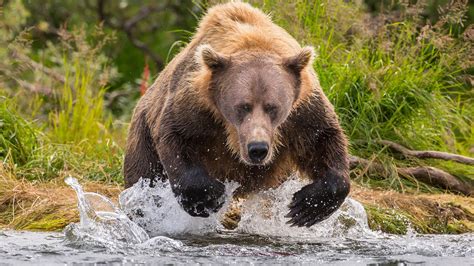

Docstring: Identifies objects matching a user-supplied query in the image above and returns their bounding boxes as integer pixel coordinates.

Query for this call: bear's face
[215,60,294,165]
[197,45,314,165]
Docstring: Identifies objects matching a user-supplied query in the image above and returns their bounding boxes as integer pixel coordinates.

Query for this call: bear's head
[195,45,314,165]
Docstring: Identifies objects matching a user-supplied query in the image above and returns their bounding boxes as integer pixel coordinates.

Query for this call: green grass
[50,59,109,146]
[365,205,411,234]
[1,0,125,184]
[1,62,124,183]
[0,97,38,166]
[365,200,474,234]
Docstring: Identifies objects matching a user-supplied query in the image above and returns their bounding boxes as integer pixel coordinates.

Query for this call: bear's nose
[248,142,269,163]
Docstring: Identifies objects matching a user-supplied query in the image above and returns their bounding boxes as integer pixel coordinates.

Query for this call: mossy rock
[364,205,411,234]
[8,208,79,232]
[22,213,75,231]
[364,201,474,234]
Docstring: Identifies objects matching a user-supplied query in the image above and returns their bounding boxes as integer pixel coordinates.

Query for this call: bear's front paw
[174,170,226,218]
[285,174,349,227]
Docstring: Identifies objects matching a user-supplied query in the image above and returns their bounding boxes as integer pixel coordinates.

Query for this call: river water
[0,177,472,265]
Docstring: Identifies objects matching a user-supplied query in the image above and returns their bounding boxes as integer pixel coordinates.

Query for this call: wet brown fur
[124,2,349,197]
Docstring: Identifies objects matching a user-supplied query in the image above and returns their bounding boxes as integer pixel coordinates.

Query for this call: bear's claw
[179,185,225,217]
[285,176,347,227]
[174,170,226,217]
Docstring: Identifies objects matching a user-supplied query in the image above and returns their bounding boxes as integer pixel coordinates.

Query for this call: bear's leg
[124,112,165,188]
[286,127,350,227]
[157,135,226,218]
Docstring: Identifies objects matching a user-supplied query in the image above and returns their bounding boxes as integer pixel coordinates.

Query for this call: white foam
[65,175,374,247]
[119,178,239,236]
[236,176,374,240]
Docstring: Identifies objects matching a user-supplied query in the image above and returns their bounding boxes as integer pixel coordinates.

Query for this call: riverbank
[1,168,472,234]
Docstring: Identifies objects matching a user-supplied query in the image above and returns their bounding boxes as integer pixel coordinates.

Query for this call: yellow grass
[0,163,121,231]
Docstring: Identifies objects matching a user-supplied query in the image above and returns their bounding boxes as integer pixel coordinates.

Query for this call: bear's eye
[264,104,279,120]
[237,103,252,113]
[236,103,252,121]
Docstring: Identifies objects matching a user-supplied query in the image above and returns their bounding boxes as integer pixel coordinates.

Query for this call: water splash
[118,178,239,236]
[237,177,374,239]
[64,177,149,248]
[65,175,372,246]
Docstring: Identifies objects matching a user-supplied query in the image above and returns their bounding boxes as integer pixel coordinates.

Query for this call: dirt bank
[1,172,472,234]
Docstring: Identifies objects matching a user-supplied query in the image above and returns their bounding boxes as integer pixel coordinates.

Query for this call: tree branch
[12,52,67,84]
[398,166,473,196]
[379,140,474,165]
[123,6,159,30]
[104,90,131,108]
[15,79,52,95]
[349,155,473,196]
[124,30,164,69]
[96,0,164,69]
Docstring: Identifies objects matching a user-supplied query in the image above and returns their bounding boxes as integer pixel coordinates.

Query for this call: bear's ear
[196,44,230,71]
[283,46,315,75]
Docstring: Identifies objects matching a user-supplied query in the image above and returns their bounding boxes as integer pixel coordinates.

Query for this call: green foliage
[0,97,38,166]
[294,1,470,149]
[0,0,123,183]
[0,0,30,37]
[365,205,410,234]
[18,0,203,116]
[49,60,109,145]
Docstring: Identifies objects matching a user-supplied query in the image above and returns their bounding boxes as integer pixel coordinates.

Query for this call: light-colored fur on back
[193,2,301,56]
[189,2,319,109]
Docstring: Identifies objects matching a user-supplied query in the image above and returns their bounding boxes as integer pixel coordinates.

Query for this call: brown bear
[124,2,350,227]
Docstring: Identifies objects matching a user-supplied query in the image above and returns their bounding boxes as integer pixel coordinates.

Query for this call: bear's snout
[247,141,269,163]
